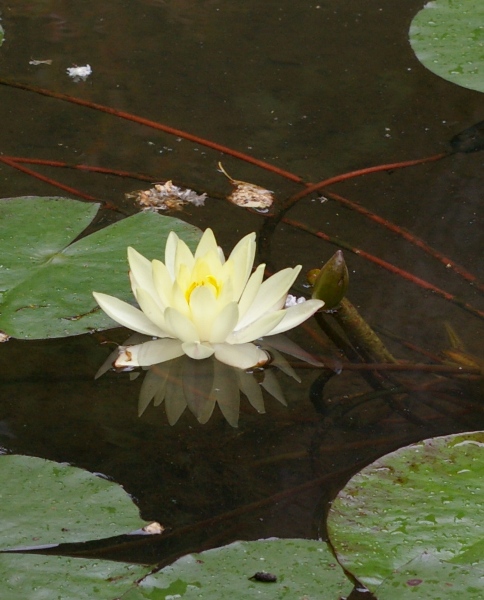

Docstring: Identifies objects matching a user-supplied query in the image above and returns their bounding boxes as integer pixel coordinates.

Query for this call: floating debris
[249,572,277,583]
[141,522,165,535]
[128,180,207,212]
[218,162,274,211]
[66,64,92,81]
[284,294,307,308]
[29,59,53,66]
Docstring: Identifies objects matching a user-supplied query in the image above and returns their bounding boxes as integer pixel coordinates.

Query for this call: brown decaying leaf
[127,180,206,212]
[218,162,274,210]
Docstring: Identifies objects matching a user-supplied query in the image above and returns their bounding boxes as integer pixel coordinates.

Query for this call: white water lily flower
[93,228,324,370]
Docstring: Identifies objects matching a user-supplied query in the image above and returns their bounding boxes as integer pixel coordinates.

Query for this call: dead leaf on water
[218,162,274,211]
[127,180,206,212]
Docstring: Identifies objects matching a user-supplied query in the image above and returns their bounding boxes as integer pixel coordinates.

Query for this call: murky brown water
[0,0,483,578]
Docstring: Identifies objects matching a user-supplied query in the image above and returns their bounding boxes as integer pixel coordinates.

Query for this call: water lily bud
[306,269,321,286]
[311,250,349,309]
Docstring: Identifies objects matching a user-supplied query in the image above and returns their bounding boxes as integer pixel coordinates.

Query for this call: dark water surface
[0,0,483,572]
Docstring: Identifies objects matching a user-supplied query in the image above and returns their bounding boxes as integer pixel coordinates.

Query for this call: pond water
[0,0,483,586]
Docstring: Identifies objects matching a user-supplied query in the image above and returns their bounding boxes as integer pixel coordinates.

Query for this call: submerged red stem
[284,217,484,321]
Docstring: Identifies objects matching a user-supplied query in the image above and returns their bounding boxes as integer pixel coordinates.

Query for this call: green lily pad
[327,431,484,595]
[409,0,484,93]
[376,553,484,599]
[122,538,352,599]
[0,455,150,549]
[0,554,149,600]
[0,197,201,339]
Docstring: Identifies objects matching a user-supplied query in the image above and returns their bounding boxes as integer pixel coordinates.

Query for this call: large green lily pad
[0,554,149,600]
[0,455,150,549]
[327,431,484,595]
[0,197,201,339]
[409,0,484,93]
[376,553,484,599]
[122,538,352,599]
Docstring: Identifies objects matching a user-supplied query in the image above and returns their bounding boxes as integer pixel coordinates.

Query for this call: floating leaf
[0,197,201,339]
[0,554,148,600]
[327,431,484,595]
[409,0,484,93]
[122,538,352,599]
[0,454,152,550]
[128,180,207,211]
[218,162,274,210]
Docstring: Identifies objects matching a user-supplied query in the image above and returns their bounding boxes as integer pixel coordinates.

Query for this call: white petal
[194,228,220,259]
[236,266,301,330]
[216,273,236,306]
[213,342,269,369]
[135,288,168,332]
[217,245,226,264]
[227,311,285,344]
[182,341,215,360]
[236,263,265,320]
[165,307,199,342]
[189,285,219,340]
[263,333,324,367]
[265,299,324,336]
[93,292,165,336]
[152,259,174,308]
[164,231,179,279]
[115,338,184,367]
[171,280,191,318]
[128,247,154,297]
[262,347,300,382]
[208,301,239,343]
[174,237,195,275]
[225,232,256,299]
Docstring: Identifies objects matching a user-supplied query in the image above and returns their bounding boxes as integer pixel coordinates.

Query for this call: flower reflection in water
[96,334,322,427]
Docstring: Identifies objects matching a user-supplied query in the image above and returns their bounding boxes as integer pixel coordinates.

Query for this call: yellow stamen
[185,275,221,302]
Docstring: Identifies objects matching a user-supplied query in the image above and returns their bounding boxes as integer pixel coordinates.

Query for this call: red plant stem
[284,217,484,321]
[0,156,99,202]
[284,152,449,210]
[325,190,484,294]
[4,156,156,182]
[9,154,483,295]
[2,78,481,298]
[0,78,305,184]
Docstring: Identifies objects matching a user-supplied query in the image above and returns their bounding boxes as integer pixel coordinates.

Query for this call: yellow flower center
[185,275,221,302]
